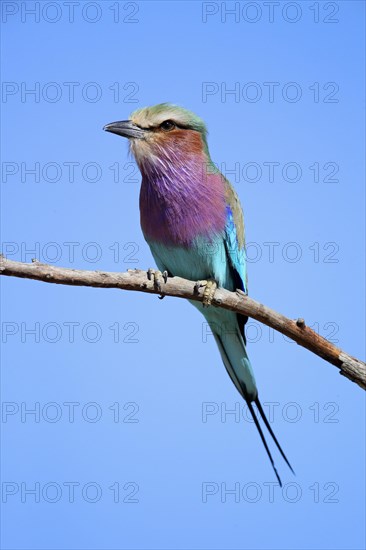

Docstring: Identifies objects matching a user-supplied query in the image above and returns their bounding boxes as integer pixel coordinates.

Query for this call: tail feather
[255,397,295,475]
[211,325,294,484]
[212,331,245,397]
[246,399,283,487]
[212,327,257,399]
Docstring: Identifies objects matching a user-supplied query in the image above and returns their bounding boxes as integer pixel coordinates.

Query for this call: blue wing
[224,205,248,295]
[224,204,248,340]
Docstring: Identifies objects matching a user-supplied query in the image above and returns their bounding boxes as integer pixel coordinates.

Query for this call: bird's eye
[160,120,175,131]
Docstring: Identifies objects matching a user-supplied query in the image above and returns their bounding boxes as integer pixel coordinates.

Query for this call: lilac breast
[139,156,227,247]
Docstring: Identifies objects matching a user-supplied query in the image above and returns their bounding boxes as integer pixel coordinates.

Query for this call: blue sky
[1,1,365,549]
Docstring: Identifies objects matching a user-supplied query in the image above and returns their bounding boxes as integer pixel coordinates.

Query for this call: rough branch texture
[1,256,365,390]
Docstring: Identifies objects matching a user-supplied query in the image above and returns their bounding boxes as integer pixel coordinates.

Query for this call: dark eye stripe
[134,121,195,131]
[174,123,194,130]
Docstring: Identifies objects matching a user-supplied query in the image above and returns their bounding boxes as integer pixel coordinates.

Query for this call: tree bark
[1,256,365,390]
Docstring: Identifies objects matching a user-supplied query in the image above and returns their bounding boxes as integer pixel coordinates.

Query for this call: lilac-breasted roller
[104,103,293,485]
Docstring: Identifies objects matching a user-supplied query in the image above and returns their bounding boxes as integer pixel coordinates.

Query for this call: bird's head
[104,103,210,172]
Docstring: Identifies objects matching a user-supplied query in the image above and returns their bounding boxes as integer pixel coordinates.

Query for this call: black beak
[103,120,147,139]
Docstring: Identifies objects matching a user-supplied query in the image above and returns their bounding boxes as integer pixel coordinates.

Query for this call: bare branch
[1,256,365,390]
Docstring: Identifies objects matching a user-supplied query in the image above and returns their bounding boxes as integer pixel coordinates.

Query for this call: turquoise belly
[148,234,233,290]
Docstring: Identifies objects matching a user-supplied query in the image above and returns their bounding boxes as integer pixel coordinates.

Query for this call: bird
[104,103,294,485]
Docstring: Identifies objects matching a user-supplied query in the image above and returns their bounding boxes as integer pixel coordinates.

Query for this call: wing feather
[224,180,248,294]
[224,180,248,338]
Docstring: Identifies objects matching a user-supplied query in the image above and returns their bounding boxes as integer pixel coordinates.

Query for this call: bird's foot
[194,279,218,308]
[147,268,168,298]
